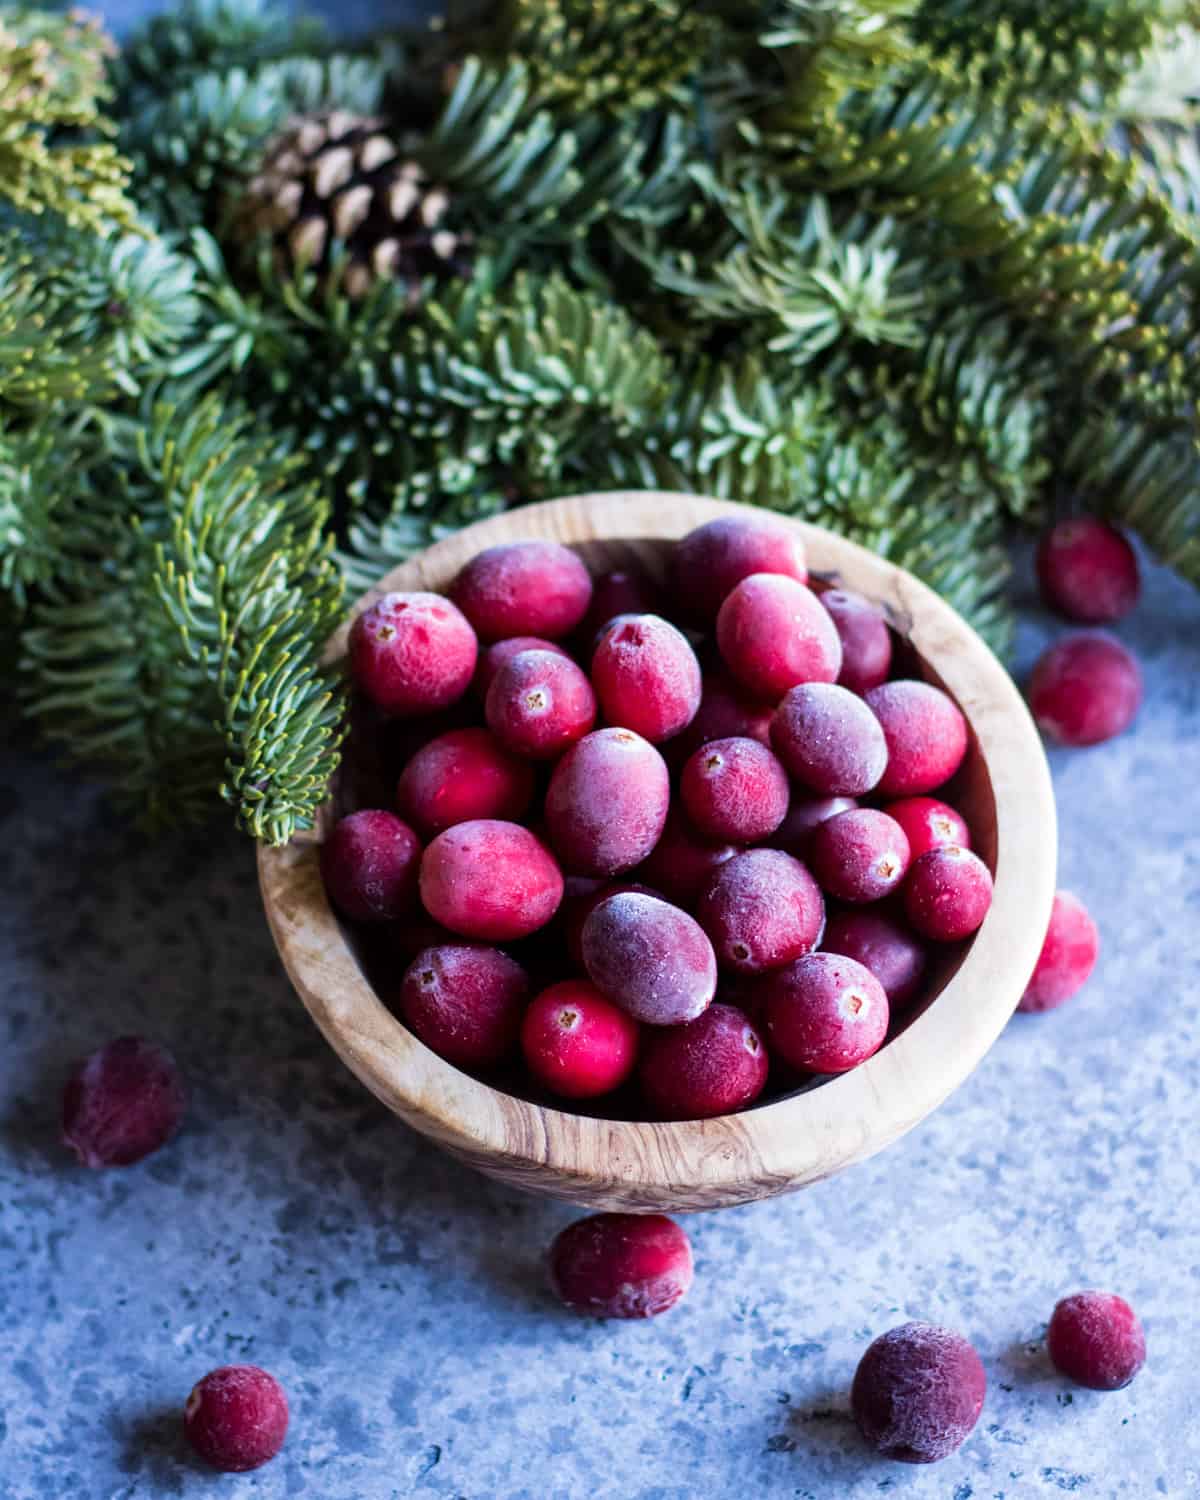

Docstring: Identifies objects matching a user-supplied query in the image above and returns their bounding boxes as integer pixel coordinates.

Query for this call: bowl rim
[258,491,1056,1210]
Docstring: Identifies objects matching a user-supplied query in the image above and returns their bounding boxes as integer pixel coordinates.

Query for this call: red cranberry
[184,1365,289,1472]
[545,729,670,876]
[61,1037,186,1169]
[696,849,825,974]
[562,878,659,967]
[1047,1291,1146,1390]
[852,1322,986,1464]
[679,736,789,843]
[419,820,563,940]
[521,980,640,1098]
[398,944,528,1068]
[590,613,702,744]
[821,910,928,1013]
[450,540,592,642]
[808,808,911,904]
[348,591,477,716]
[320,810,422,923]
[762,952,888,1073]
[396,729,533,836]
[717,574,842,700]
[865,680,968,797]
[549,1213,693,1319]
[582,891,717,1025]
[1018,890,1100,1013]
[882,796,970,860]
[579,567,665,643]
[1028,632,1142,747]
[820,588,893,694]
[485,648,596,759]
[766,795,858,857]
[770,682,888,796]
[639,1003,768,1119]
[1037,517,1140,624]
[474,635,570,699]
[635,808,738,907]
[671,514,807,623]
[904,845,993,942]
[671,673,775,765]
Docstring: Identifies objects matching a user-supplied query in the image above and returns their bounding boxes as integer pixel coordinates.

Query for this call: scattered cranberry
[349,591,477,716]
[474,635,570,699]
[762,952,888,1073]
[399,943,528,1068]
[1028,632,1142,747]
[820,588,893,694]
[1019,890,1100,1013]
[696,849,825,974]
[851,1322,986,1464]
[319,810,422,923]
[549,1212,693,1318]
[579,567,665,643]
[904,845,993,942]
[639,1003,768,1118]
[671,514,807,623]
[562,878,659,966]
[590,613,702,744]
[821,910,928,1013]
[717,573,842,700]
[1036,517,1140,624]
[679,736,789,843]
[582,890,717,1026]
[184,1365,289,1472]
[1047,1291,1146,1390]
[635,808,738,907]
[520,980,640,1098]
[419,819,563,940]
[882,796,970,860]
[771,682,888,796]
[808,808,911,904]
[545,729,670,876]
[396,729,533,837]
[765,795,858,857]
[485,648,596,759]
[451,540,592,642]
[865,679,968,797]
[61,1037,186,1169]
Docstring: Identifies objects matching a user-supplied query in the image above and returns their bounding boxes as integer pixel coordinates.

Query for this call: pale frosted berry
[1028,633,1142,747]
[397,729,533,836]
[61,1038,186,1169]
[852,1323,986,1464]
[680,736,789,843]
[882,796,970,860]
[639,1003,768,1119]
[591,613,702,744]
[1037,517,1140,624]
[582,891,717,1026]
[321,810,422,923]
[1047,1291,1146,1390]
[399,944,528,1068]
[770,682,888,796]
[419,820,563,940]
[865,680,968,797]
[545,729,670,876]
[808,809,911,904]
[549,1213,693,1318]
[820,588,893,695]
[1019,890,1100,1013]
[474,635,569,699]
[635,808,737,908]
[349,591,477,716]
[521,980,640,1098]
[821,910,927,1013]
[451,540,592,642]
[696,849,824,974]
[562,878,659,967]
[762,952,888,1073]
[904,845,993,942]
[184,1365,289,1472]
[671,514,807,623]
[717,573,842,700]
[485,648,596,759]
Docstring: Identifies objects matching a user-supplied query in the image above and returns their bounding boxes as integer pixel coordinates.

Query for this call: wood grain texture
[258,492,1057,1211]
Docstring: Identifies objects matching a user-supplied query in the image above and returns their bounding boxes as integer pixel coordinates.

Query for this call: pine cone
[230,110,471,300]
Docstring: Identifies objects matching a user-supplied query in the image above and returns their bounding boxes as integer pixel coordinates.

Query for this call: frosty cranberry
[1018,890,1100,1013]
[590,613,702,744]
[821,910,927,1013]
[1036,517,1140,624]
[450,539,592,642]
[397,729,533,836]
[1047,1291,1146,1390]
[348,591,477,716]
[882,796,970,860]
[61,1037,186,1169]
[904,845,993,942]
[865,680,968,797]
[549,1213,693,1319]
[671,514,807,623]
[808,809,911,905]
[673,673,774,763]
[852,1322,986,1464]
[770,682,888,796]
[520,980,640,1099]
[1028,632,1142,747]
[184,1364,289,1472]
[320,810,422,923]
[485,648,596,759]
[639,1003,768,1119]
[765,795,858,857]
[419,820,563,940]
[635,808,738,908]
[717,573,842,700]
[762,952,888,1073]
[474,635,570,699]
[820,588,893,695]
[696,849,825,974]
[562,879,659,966]
[399,943,529,1068]
[582,890,717,1026]
[545,729,670,876]
[679,736,789,843]
[579,567,665,643]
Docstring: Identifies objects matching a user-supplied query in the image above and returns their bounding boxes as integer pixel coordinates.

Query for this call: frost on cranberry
[562,878,659,967]
[590,613,702,744]
[765,795,858,857]
[474,635,570,699]
[348,591,477,716]
[671,514,807,623]
[1018,890,1100,1013]
[419,819,563,941]
[61,1037,186,1169]
[716,573,842,700]
[696,849,825,974]
[821,910,928,1014]
[320,810,422,924]
[820,588,893,695]
[904,845,993,942]
[397,728,533,836]
[762,952,888,1073]
[1028,632,1142,747]
[1036,517,1140,624]
[635,808,737,908]
[882,796,970,861]
[680,736,789,843]
[1047,1291,1146,1390]
[579,567,665,643]
[450,539,592,642]
[545,729,670,876]
[851,1322,986,1464]
[771,682,888,796]
[184,1364,289,1472]
[865,679,968,798]
[485,648,596,759]
[549,1213,693,1318]
[399,943,529,1068]
[521,980,640,1098]
[808,808,911,904]
[639,1003,768,1119]
[582,890,717,1026]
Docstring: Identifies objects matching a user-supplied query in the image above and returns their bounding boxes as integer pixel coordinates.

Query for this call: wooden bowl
[258,492,1056,1211]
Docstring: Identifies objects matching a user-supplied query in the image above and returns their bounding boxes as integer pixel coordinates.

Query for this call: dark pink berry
[904,845,993,942]
[562,878,659,967]
[184,1365,289,1473]
[762,952,888,1073]
[450,540,592,642]
[821,910,928,1013]
[397,729,533,837]
[820,588,893,695]
[1028,633,1142,747]
[549,1213,693,1319]
[865,680,969,797]
[635,808,738,908]
[671,514,807,623]
[696,849,825,974]
[474,635,570,699]
[639,1003,768,1119]
[882,796,970,860]
[61,1037,186,1169]
[808,809,911,904]
[591,613,702,744]
[1047,1291,1146,1390]
[679,736,789,843]
[1018,890,1099,1013]
[717,574,842,700]
[321,810,422,923]
[766,795,859,857]
[770,682,888,796]
[399,944,529,1068]
[672,673,774,764]
[579,567,665,643]
[485,648,596,759]
[348,591,477,716]
[419,820,563,940]
[545,729,671,876]
[1037,517,1140,624]
[852,1322,986,1464]
[520,980,640,1098]
[582,890,717,1026]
